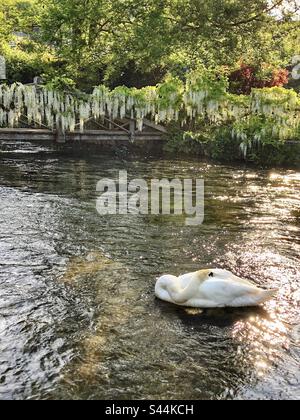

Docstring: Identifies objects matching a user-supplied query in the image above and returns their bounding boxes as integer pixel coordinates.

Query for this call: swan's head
[155,275,179,298]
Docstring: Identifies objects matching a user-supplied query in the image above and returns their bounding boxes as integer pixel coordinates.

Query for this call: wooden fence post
[129,120,136,143]
[55,120,66,143]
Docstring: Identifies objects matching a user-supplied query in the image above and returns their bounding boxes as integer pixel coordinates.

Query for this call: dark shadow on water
[155,298,269,328]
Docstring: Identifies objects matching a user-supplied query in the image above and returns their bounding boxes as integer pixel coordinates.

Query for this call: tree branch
[226,0,286,27]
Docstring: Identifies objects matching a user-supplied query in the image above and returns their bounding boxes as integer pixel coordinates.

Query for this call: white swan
[155,269,278,308]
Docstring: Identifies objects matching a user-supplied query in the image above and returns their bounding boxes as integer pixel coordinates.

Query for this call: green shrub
[2,44,53,84]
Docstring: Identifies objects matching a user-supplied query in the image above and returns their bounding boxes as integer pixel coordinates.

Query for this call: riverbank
[0,136,300,169]
[164,134,300,168]
[0,130,299,168]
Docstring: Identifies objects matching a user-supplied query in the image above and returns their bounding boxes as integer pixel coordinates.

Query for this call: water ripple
[0,150,299,400]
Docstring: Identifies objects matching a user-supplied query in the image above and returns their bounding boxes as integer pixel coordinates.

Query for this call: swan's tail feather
[257,288,278,303]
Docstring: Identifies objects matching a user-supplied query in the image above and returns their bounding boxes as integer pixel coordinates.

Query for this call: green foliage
[0,0,300,166]
[0,0,39,42]
[250,142,300,166]
[0,0,299,88]
[209,128,242,162]
[2,44,53,84]
[45,76,77,92]
[166,125,300,166]
[164,126,204,155]
[157,75,184,111]
[0,0,54,83]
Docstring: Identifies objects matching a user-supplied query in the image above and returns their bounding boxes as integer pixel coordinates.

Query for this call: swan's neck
[167,274,200,304]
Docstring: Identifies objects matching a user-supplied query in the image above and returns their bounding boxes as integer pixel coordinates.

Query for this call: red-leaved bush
[229,64,289,95]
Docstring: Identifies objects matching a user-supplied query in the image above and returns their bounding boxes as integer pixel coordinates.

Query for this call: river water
[0,143,299,400]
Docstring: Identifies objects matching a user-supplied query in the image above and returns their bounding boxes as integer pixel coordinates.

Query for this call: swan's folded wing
[213,269,258,288]
[201,279,262,301]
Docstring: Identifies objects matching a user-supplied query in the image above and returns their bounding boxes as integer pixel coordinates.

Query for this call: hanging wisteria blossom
[0,76,299,149]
